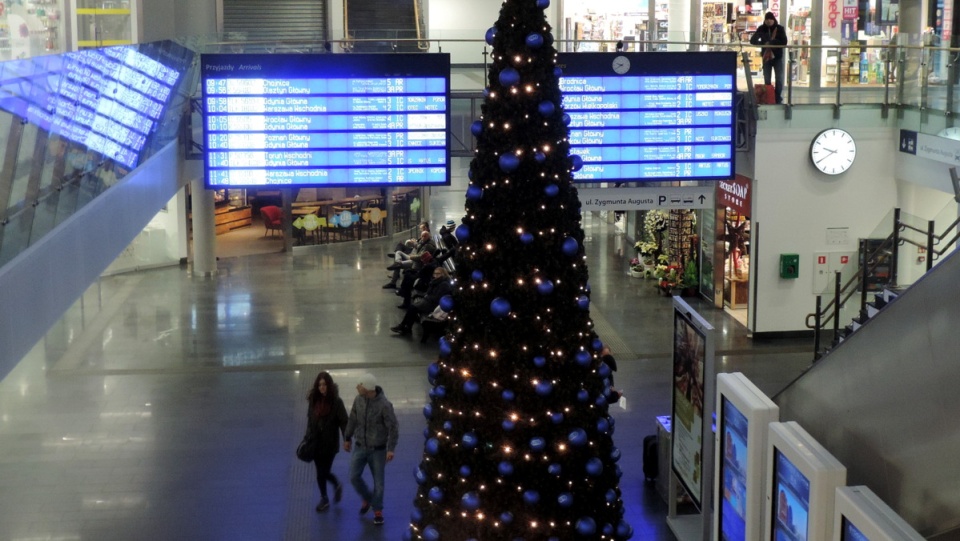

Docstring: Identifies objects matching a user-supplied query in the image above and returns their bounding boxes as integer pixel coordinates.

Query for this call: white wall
[140,0,177,43]
[750,108,900,334]
[140,0,216,43]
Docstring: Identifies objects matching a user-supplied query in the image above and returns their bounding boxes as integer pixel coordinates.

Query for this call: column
[190,177,217,276]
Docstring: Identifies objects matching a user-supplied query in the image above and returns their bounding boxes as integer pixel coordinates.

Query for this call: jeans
[349,446,387,511]
[763,56,785,104]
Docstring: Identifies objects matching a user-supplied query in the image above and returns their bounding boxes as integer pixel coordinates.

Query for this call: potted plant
[653,260,681,295]
[680,259,699,297]
[628,257,644,278]
[634,240,659,273]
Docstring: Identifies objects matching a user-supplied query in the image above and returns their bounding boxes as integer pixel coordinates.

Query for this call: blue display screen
[557,52,736,182]
[842,518,870,541]
[201,53,451,188]
[719,397,749,541]
[772,449,811,541]
[0,45,185,168]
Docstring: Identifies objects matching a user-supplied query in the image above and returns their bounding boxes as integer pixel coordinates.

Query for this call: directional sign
[578,186,713,211]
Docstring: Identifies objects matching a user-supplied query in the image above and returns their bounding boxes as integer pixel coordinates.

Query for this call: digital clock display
[557,52,736,182]
[201,53,451,188]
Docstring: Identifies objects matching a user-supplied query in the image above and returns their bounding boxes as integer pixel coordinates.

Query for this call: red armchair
[260,205,283,237]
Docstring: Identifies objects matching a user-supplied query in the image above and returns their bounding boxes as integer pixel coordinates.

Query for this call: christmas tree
[406,0,632,540]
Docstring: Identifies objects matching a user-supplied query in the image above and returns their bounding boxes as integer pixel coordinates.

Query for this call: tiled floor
[0,193,814,540]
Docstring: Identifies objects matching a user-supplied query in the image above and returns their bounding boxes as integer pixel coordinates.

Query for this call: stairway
[835,287,902,345]
[345,0,424,53]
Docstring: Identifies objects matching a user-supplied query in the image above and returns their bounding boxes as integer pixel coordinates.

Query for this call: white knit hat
[445,219,456,229]
[358,373,378,391]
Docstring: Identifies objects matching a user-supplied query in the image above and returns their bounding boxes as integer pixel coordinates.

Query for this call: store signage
[557,52,736,183]
[578,186,712,211]
[899,129,960,165]
[717,174,751,215]
[842,0,858,19]
[201,53,451,188]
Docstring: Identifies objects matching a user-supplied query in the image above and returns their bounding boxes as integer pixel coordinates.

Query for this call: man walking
[343,373,399,525]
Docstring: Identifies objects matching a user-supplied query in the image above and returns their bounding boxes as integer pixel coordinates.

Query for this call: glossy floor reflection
[0,211,814,541]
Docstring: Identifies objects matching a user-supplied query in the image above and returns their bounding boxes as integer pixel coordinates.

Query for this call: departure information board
[201,54,451,188]
[557,52,736,182]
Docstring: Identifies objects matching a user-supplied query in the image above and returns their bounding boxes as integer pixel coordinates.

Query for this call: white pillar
[190,177,217,276]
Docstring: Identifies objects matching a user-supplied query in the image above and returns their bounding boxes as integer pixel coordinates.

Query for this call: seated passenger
[384,230,437,289]
[390,267,452,335]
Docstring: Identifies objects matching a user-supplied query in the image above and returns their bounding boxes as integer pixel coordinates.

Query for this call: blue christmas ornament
[424,526,441,541]
[548,463,562,475]
[455,224,470,243]
[411,507,423,522]
[603,523,615,536]
[464,378,480,396]
[498,153,520,172]
[585,281,592,293]
[537,0,550,9]
[615,464,623,478]
[502,419,516,431]
[597,417,610,433]
[460,465,472,477]
[577,294,590,310]
[471,269,484,282]
[598,362,612,378]
[438,337,452,357]
[435,385,447,398]
[424,427,431,438]
[605,489,617,503]
[423,404,433,419]
[485,26,497,45]
[562,113,571,125]
[571,154,584,171]
[577,389,590,402]
[520,232,534,245]
[544,183,559,197]
[415,467,428,485]
[530,436,546,451]
[427,362,440,379]
[557,492,573,508]
[617,520,634,538]
[525,33,544,48]
[550,411,564,424]
[535,151,546,163]
[533,355,547,367]
[429,486,444,503]
[537,100,555,116]
[537,280,554,295]
[554,67,563,78]
[490,297,511,318]
[568,428,588,447]
[462,432,478,449]
[443,421,453,432]
[470,120,483,137]
[468,168,474,181]
[592,338,603,350]
[610,447,622,462]
[595,395,608,407]
[498,67,520,87]
[500,511,514,524]
[498,461,514,476]
[575,350,591,367]
[426,438,440,455]
[523,490,540,505]
[576,517,597,536]
[586,457,603,476]
[535,380,553,396]
[483,88,490,98]
[461,491,481,511]
[562,236,579,257]
[502,389,515,401]
[439,295,454,312]
[466,185,483,201]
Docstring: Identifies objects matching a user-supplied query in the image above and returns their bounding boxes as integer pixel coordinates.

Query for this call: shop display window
[0,0,65,61]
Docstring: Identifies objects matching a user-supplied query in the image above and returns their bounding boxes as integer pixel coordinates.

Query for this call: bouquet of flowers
[634,240,659,262]
[644,210,669,234]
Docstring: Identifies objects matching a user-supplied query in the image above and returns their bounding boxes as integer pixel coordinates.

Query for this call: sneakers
[359,501,371,515]
[382,282,397,289]
[316,498,330,512]
[373,511,384,525]
[334,483,343,503]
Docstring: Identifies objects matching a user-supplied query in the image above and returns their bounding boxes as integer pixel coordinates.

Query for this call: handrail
[804,235,894,329]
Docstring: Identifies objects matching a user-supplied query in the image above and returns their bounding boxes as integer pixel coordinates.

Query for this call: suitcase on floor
[754,84,776,104]
[642,434,659,482]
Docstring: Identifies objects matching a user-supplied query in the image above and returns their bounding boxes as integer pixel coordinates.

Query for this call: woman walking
[306,371,349,512]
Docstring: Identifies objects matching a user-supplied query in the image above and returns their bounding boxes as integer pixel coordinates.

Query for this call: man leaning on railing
[750,12,789,104]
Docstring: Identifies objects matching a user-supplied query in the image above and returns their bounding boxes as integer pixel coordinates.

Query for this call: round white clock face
[612,55,631,75]
[939,127,960,140]
[810,128,857,175]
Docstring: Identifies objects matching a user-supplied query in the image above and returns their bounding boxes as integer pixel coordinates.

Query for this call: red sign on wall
[840,255,849,264]
[818,256,827,265]
[718,174,752,216]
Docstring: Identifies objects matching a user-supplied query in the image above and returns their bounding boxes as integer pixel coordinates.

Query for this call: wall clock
[612,55,631,75]
[810,128,857,175]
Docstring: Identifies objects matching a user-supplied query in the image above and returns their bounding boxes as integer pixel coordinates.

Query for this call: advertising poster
[773,450,811,541]
[719,398,749,541]
[672,310,707,509]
